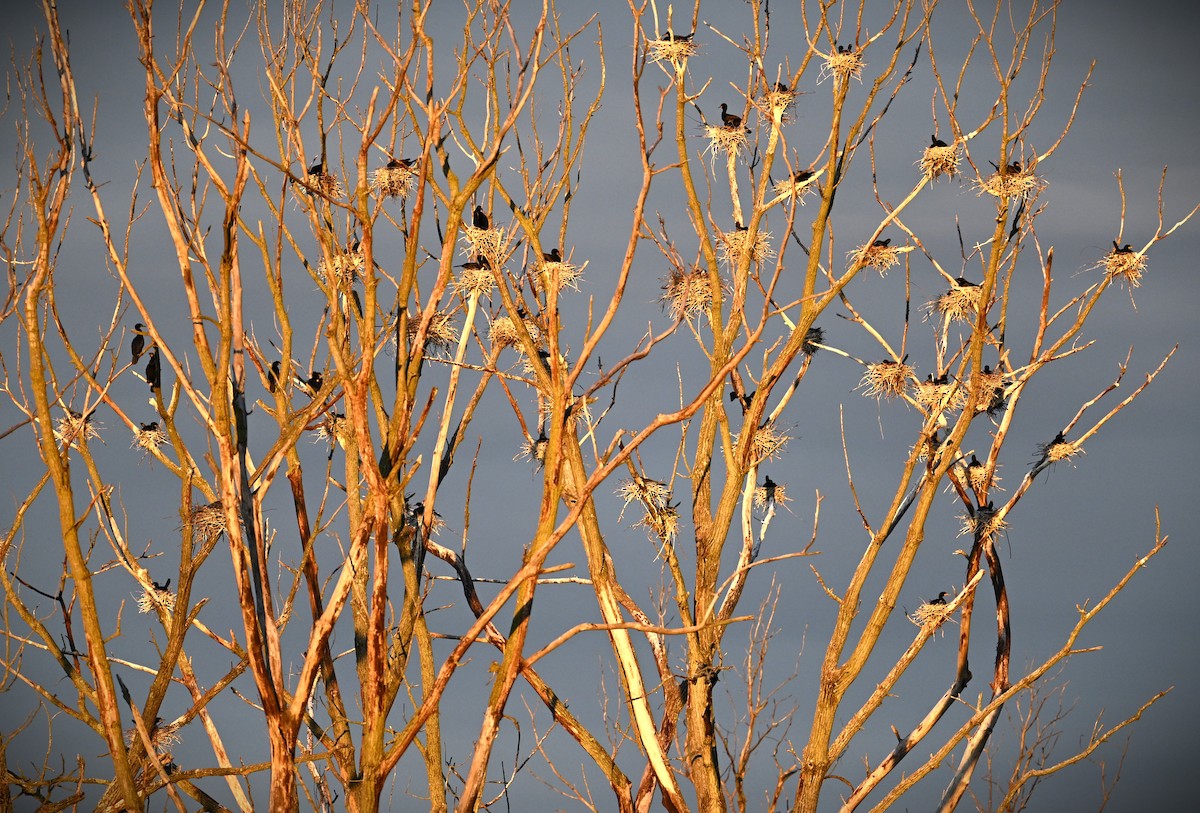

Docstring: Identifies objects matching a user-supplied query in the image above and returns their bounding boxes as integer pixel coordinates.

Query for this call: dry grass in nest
[773,171,820,203]
[189,502,227,539]
[489,315,543,350]
[125,719,181,752]
[303,171,344,199]
[909,599,955,629]
[370,164,417,198]
[1039,437,1083,464]
[54,411,100,446]
[320,248,365,286]
[718,227,774,265]
[753,481,788,509]
[533,260,583,294]
[704,124,749,156]
[915,378,964,412]
[977,167,1043,200]
[1102,249,1147,288]
[930,280,984,322]
[618,475,671,510]
[540,393,592,429]
[849,242,906,276]
[963,457,999,493]
[633,503,681,544]
[960,505,1006,540]
[315,412,348,443]
[821,49,864,83]
[131,424,168,452]
[453,262,497,297]
[648,37,699,66]
[859,359,912,400]
[515,432,550,469]
[137,585,176,614]
[755,87,799,121]
[913,432,944,463]
[462,225,509,263]
[920,144,961,180]
[735,422,791,463]
[407,310,458,351]
[662,267,721,320]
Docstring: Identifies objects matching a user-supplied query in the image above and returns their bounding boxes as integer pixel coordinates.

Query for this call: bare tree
[1,0,1193,811]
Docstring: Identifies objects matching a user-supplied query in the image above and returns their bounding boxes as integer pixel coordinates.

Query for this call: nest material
[370,164,417,198]
[137,585,176,614]
[735,422,791,463]
[648,37,699,66]
[718,227,775,265]
[618,476,672,510]
[821,49,865,83]
[131,424,168,451]
[1102,249,1147,288]
[633,503,680,544]
[920,144,961,180]
[977,166,1043,200]
[773,171,820,203]
[850,243,906,275]
[189,502,227,539]
[753,481,788,508]
[704,124,749,156]
[320,248,365,286]
[539,394,592,429]
[462,225,509,263]
[909,600,955,629]
[407,310,458,351]
[54,412,100,446]
[533,260,583,294]
[125,719,181,753]
[662,267,721,320]
[453,262,497,297]
[802,326,824,357]
[931,280,984,322]
[859,359,912,400]
[960,505,1006,540]
[964,459,999,493]
[915,378,965,412]
[303,171,344,199]
[489,315,544,350]
[755,87,799,122]
[515,433,550,469]
[315,412,348,443]
[1039,438,1083,464]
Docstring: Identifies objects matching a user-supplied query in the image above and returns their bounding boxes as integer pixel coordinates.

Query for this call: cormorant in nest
[472,205,490,230]
[719,103,743,129]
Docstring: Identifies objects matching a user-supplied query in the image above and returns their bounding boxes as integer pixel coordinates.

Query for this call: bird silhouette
[152,579,171,592]
[718,103,743,129]
[140,421,159,432]
[131,324,146,363]
[774,82,790,93]
[461,255,491,271]
[762,475,778,503]
[145,349,161,391]
[472,205,490,230]
[871,238,891,248]
[1112,240,1134,254]
[954,277,979,288]
[928,591,949,605]
[792,169,815,184]
[304,371,324,394]
[387,157,416,169]
[930,134,948,148]
[306,160,323,175]
[267,360,281,393]
[542,248,561,262]
[659,31,694,42]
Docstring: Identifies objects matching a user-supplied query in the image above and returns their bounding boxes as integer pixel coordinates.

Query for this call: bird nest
[633,503,681,544]
[803,326,824,357]
[125,719,181,753]
[648,37,699,65]
[909,600,955,629]
[370,164,417,198]
[773,171,821,203]
[753,481,788,508]
[755,87,799,121]
[662,267,722,320]
[960,505,1006,541]
[320,248,365,286]
[821,49,864,83]
[920,144,960,180]
[915,378,964,412]
[489,315,544,349]
[137,584,176,615]
[131,424,168,452]
[735,422,791,463]
[859,359,912,400]
[539,393,592,429]
[315,412,348,443]
[533,260,583,295]
[704,124,749,156]
[963,458,998,493]
[618,475,672,511]
[462,225,509,264]
[977,167,1043,200]
[407,310,458,351]
[188,502,227,539]
[303,171,344,199]
[849,243,908,276]
[453,261,497,297]
[54,412,101,446]
[929,280,984,322]
[1038,437,1083,464]
[1102,248,1147,288]
[515,433,550,469]
[718,227,774,265]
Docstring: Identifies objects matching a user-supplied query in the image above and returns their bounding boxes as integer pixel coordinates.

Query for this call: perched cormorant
[719,103,743,129]
[131,324,146,363]
[1007,161,1022,174]
[871,238,891,248]
[145,349,161,391]
[386,157,416,169]
[928,591,949,605]
[472,205,490,230]
[152,579,171,592]
[1112,241,1134,254]
[762,475,778,503]
[930,134,948,148]
[734,221,749,232]
[954,276,979,288]
[933,373,950,386]
[305,371,324,393]
[659,31,694,42]
[793,169,815,184]
[774,82,790,93]
[461,255,491,271]
[267,360,281,393]
[542,248,562,262]
[306,160,323,175]
[140,421,159,432]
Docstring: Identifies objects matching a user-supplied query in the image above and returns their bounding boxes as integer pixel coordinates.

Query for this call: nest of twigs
[705,124,749,156]
[915,377,964,412]
[454,260,497,297]
[1038,436,1083,464]
[821,48,864,83]
[320,247,365,286]
[54,411,100,446]
[649,36,699,66]
[920,144,961,180]
[930,279,984,322]
[618,475,672,511]
[909,599,955,629]
[662,267,722,320]
[489,315,544,350]
[977,166,1043,200]
[515,432,550,469]
[539,393,592,429]
[859,359,912,400]
[137,584,176,615]
[735,422,791,463]
[718,227,774,265]
[960,504,1006,541]
[1102,247,1147,288]
[753,480,788,508]
[303,170,344,199]
[633,503,681,544]
[370,164,417,198]
[963,457,998,493]
[131,423,168,453]
[755,86,799,121]
[462,225,509,264]
[849,242,907,276]
[773,170,820,203]
[533,260,583,295]
[188,502,227,539]
[125,719,181,753]
[407,310,458,352]
[315,412,348,444]
[803,326,824,357]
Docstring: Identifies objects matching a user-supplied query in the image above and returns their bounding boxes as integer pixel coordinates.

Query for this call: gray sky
[2,1,1198,810]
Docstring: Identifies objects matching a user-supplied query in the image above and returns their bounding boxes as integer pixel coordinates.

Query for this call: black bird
[934,373,950,386]
[542,248,562,262]
[267,360,281,393]
[152,579,171,592]
[659,31,694,42]
[728,387,755,413]
[145,349,161,391]
[774,81,790,93]
[386,157,416,169]
[928,591,949,606]
[734,221,749,232]
[307,160,323,175]
[131,324,146,363]
[762,475,778,503]
[793,169,815,184]
[871,238,891,248]
[1007,161,1022,174]
[1112,240,1134,254]
[954,276,979,288]
[304,371,324,394]
[461,255,491,271]
[931,134,948,148]
[472,205,490,230]
[718,103,743,129]
[140,421,159,432]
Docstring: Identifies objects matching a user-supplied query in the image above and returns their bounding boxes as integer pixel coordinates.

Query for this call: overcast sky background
[2,1,1198,811]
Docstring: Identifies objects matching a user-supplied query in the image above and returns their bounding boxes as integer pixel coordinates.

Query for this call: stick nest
[960,505,1006,540]
[54,411,100,446]
[718,227,774,265]
[977,166,1043,200]
[1102,248,1147,288]
[131,424,168,452]
[803,326,824,357]
[1039,438,1083,464]
[462,225,510,263]
[773,171,820,203]
[539,393,592,429]
[755,87,799,122]
[408,310,458,352]
[618,475,672,511]
[849,243,908,275]
[920,144,961,180]
[915,378,965,412]
[303,171,344,199]
[821,49,864,83]
[649,37,699,66]
[320,247,365,286]
[189,502,228,539]
[704,124,749,156]
[909,600,955,629]
[370,165,417,198]
[735,422,791,463]
[137,585,176,614]
[633,503,681,545]
[663,267,723,320]
[859,359,912,400]
[489,315,544,350]
[515,433,550,469]
[315,412,348,443]
[930,280,984,322]
[454,261,497,297]
[753,481,788,508]
[533,260,583,295]
[963,458,999,493]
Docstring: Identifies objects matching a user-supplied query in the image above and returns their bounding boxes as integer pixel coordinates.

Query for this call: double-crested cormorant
[719,103,743,129]
[762,475,778,503]
[542,248,562,262]
[774,81,790,94]
[871,237,891,248]
[1112,240,1134,254]
[472,205,490,230]
[735,221,749,232]
[145,349,161,391]
[928,591,949,605]
[305,371,324,393]
[131,324,146,363]
[386,157,416,169]
[461,255,491,271]
[793,169,815,184]
[307,160,323,175]
[140,421,160,432]
[933,373,950,386]
[267,360,281,393]
[660,31,694,42]
[930,134,948,148]
[954,276,979,288]
[152,579,171,592]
